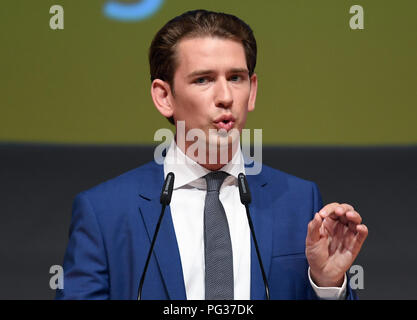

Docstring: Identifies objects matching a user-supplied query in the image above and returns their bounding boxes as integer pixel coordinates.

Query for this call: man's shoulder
[254,164,322,220]
[76,160,162,203]
[252,163,317,189]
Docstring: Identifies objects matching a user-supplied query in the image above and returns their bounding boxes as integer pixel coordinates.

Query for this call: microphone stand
[137,172,174,300]
[238,173,270,300]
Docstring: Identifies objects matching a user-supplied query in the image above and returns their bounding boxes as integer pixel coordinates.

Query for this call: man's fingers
[332,209,361,226]
[323,216,338,236]
[348,221,357,233]
[318,202,340,218]
[319,203,355,217]
[327,206,349,224]
[306,213,323,244]
[340,203,354,212]
[356,224,368,241]
[319,203,348,222]
[349,224,369,256]
[346,210,362,224]
[320,202,362,227]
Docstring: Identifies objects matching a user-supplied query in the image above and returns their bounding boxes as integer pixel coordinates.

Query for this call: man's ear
[248,73,258,112]
[151,79,174,118]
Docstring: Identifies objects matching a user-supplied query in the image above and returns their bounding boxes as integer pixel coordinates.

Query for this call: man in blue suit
[56,10,368,300]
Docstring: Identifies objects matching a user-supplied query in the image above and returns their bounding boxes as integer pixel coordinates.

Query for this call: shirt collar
[163,140,246,189]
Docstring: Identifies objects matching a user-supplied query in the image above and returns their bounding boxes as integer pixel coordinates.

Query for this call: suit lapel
[138,163,186,300]
[247,173,273,300]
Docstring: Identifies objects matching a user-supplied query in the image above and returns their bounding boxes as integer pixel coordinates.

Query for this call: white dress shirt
[163,140,346,300]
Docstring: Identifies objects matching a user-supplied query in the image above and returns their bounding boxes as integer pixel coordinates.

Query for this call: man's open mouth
[213,115,236,131]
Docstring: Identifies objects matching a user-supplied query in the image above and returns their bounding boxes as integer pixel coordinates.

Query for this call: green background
[1,0,416,145]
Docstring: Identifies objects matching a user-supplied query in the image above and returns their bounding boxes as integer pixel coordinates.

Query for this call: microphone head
[160,172,175,205]
[238,173,251,205]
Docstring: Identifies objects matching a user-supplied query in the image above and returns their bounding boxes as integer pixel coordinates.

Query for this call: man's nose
[214,78,233,109]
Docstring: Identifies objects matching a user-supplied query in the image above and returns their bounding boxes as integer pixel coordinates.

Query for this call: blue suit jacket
[56,161,356,300]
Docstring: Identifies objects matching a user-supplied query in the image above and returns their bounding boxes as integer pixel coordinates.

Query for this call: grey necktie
[204,171,234,300]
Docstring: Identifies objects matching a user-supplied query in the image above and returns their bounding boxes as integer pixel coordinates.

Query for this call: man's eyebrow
[187,70,214,78]
[229,68,249,74]
[187,68,249,78]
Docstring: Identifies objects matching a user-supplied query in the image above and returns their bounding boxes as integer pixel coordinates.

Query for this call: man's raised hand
[305,202,368,287]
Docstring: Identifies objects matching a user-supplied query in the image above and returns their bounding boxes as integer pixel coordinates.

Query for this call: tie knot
[204,171,229,192]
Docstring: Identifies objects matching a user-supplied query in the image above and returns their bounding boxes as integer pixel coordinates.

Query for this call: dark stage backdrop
[0,145,416,299]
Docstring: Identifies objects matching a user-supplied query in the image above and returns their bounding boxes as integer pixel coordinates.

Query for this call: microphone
[238,173,270,300]
[137,172,175,300]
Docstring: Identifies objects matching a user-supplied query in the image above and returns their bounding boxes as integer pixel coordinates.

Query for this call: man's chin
[179,126,241,165]
[207,128,240,149]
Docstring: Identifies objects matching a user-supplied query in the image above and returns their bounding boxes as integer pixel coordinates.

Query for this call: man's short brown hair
[149,9,257,124]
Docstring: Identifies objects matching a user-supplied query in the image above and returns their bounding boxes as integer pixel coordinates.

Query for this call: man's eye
[230,75,242,82]
[195,77,209,84]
